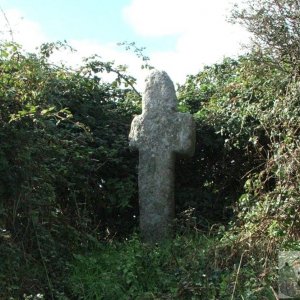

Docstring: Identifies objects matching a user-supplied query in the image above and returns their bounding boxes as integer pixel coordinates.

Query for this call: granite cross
[129,70,195,243]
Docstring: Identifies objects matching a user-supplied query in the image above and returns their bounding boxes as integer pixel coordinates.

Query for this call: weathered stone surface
[129,70,195,243]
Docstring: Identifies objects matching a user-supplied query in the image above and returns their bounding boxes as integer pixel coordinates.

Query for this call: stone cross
[129,70,195,243]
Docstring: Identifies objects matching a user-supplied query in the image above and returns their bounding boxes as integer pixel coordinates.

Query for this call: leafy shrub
[0,41,140,298]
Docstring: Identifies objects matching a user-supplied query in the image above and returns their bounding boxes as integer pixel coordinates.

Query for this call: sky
[0,0,249,91]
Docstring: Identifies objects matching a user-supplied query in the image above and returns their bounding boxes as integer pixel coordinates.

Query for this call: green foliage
[69,232,277,299]
[231,0,300,75]
[176,3,300,287]
[222,0,300,252]
[177,0,300,254]
[69,233,221,299]
[177,50,300,284]
[176,57,260,226]
[0,40,141,298]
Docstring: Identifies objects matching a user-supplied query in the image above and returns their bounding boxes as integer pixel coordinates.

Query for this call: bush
[0,41,140,298]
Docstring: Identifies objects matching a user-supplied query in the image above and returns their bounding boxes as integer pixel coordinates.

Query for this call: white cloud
[123,0,236,37]
[0,8,47,50]
[123,0,250,84]
[123,0,186,36]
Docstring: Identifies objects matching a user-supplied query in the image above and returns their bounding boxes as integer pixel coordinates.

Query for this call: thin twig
[270,285,279,300]
[231,250,248,300]
[0,6,14,41]
[33,221,54,300]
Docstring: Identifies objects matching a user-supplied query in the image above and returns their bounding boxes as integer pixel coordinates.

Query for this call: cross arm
[174,113,196,157]
[129,115,143,150]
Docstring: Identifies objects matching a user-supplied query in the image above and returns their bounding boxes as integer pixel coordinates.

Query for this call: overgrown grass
[68,232,278,299]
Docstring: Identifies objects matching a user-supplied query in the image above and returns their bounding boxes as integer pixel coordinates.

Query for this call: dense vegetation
[1,0,300,298]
